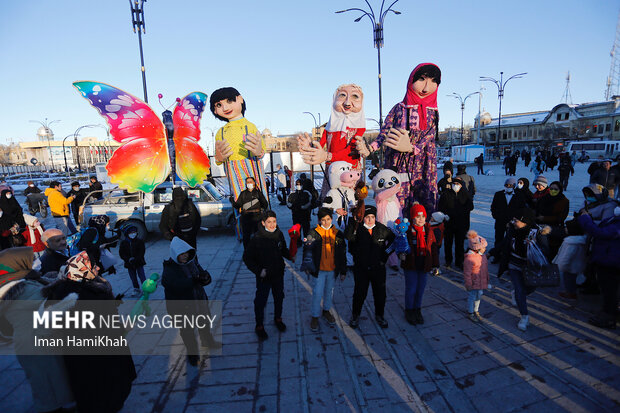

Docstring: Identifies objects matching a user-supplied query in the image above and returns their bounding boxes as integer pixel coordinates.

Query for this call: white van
[566,140,620,161]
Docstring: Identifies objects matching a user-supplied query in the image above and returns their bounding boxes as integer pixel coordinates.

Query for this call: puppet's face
[213,96,244,120]
[333,85,363,114]
[412,75,438,98]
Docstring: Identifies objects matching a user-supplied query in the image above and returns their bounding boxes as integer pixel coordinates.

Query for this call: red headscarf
[403,63,440,131]
[410,204,428,256]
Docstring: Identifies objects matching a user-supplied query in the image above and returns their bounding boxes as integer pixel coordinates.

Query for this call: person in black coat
[490,178,526,262]
[161,237,218,365]
[243,210,292,340]
[232,177,269,249]
[118,225,146,293]
[557,152,574,191]
[516,177,534,208]
[79,215,121,274]
[344,205,395,329]
[438,178,474,269]
[0,189,25,229]
[67,181,89,226]
[88,176,103,200]
[41,251,136,413]
[39,228,69,275]
[287,179,312,239]
[160,187,202,248]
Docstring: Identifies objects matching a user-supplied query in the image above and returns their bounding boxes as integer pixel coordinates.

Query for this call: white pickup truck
[80,181,235,239]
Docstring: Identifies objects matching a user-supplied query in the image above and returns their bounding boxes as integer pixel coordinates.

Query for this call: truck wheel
[118,219,148,241]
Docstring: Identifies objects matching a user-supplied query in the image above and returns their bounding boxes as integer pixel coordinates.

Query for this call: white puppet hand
[296,132,313,152]
[215,140,233,163]
[383,128,413,153]
[245,132,264,158]
[355,137,370,157]
[299,136,328,165]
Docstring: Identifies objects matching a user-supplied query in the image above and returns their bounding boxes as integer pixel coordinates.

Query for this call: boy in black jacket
[243,210,292,340]
[345,205,395,329]
[119,225,146,295]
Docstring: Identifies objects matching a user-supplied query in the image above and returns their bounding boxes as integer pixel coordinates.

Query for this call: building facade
[476,97,620,154]
[17,137,120,170]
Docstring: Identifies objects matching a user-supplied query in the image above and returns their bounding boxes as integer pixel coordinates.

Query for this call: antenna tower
[561,71,573,104]
[605,10,620,100]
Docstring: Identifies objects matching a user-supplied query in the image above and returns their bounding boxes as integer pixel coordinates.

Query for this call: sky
[0,0,618,151]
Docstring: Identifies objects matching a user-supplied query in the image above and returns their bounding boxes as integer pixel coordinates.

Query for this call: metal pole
[377,29,383,125]
[497,72,503,158]
[137,28,148,103]
[477,90,482,145]
[460,103,465,145]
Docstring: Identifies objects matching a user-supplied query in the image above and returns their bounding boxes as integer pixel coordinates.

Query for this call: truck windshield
[204,182,225,200]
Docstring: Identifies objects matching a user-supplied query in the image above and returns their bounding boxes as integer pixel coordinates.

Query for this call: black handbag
[524,263,560,287]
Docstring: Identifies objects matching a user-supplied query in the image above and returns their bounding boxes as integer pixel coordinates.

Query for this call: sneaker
[322,310,336,325]
[468,313,479,323]
[511,290,517,307]
[474,312,484,322]
[349,315,360,329]
[255,325,268,340]
[274,318,287,332]
[414,308,425,325]
[310,317,320,332]
[558,291,577,300]
[187,355,199,366]
[375,315,389,328]
[430,268,440,277]
[517,315,529,331]
[405,309,417,325]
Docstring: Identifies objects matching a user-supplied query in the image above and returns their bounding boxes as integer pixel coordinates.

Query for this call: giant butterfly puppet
[73,81,211,193]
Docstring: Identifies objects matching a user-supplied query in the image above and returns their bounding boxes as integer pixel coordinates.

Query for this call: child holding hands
[463,230,489,322]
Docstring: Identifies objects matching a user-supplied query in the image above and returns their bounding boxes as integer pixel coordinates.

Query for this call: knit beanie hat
[467,230,487,251]
[317,207,333,220]
[504,178,517,187]
[410,203,427,220]
[533,175,548,188]
[430,211,448,223]
[23,214,38,227]
[363,205,377,218]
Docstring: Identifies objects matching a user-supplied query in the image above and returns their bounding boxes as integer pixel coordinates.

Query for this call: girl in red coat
[463,230,489,322]
[21,214,45,258]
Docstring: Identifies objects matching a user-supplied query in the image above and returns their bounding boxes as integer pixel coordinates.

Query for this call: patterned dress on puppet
[322,161,359,230]
[73,81,210,193]
[371,63,441,214]
[372,169,403,229]
[385,218,411,259]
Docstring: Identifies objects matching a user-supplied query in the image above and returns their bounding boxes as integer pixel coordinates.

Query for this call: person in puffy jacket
[118,225,146,294]
[578,206,620,329]
[44,181,76,236]
[301,208,347,332]
[243,210,291,340]
[463,230,489,323]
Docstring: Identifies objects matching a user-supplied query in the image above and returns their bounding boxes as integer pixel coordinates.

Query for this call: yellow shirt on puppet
[215,117,265,163]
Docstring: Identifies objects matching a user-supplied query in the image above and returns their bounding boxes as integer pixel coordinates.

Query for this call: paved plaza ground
[1,162,619,412]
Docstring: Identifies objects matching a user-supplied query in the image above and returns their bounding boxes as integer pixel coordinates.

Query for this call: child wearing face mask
[287,179,312,239]
[463,230,489,322]
[119,225,146,294]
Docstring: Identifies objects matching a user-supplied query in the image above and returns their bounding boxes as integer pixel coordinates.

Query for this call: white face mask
[363,223,375,230]
[128,233,137,239]
[320,224,333,230]
[505,187,514,194]
[247,184,255,191]
[5,193,12,199]
[265,227,276,233]
[452,184,462,193]
[29,184,34,187]
[517,183,524,189]
[296,185,302,191]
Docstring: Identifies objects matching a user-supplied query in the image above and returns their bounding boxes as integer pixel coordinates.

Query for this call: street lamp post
[129,0,149,102]
[448,92,480,145]
[73,124,107,171]
[62,134,74,176]
[30,118,60,173]
[336,1,401,126]
[303,111,322,184]
[480,71,527,157]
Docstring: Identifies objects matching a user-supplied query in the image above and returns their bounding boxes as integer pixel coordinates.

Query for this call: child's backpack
[66,227,99,256]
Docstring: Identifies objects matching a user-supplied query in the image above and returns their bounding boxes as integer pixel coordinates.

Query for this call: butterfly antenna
[157,93,177,111]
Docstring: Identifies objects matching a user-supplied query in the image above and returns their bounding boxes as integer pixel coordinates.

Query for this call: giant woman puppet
[367,63,441,215]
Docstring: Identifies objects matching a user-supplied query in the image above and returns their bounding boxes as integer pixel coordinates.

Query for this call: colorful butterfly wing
[173,92,211,188]
[72,81,170,193]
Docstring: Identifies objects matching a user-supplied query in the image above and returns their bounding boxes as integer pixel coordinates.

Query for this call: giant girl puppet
[367,63,441,215]
[297,84,367,197]
[210,87,268,200]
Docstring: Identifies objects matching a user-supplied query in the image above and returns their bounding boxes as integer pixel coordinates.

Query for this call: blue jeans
[128,266,146,289]
[467,289,484,313]
[53,216,77,236]
[509,268,536,315]
[311,270,335,317]
[404,270,428,310]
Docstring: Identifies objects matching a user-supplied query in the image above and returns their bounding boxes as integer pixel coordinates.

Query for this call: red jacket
[22,227,46,253]
[463,251,489,290]
[401,223,436,272]
[320,128,366,169]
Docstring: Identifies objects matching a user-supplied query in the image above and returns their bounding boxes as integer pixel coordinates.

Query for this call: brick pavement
[2,174,620,412]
